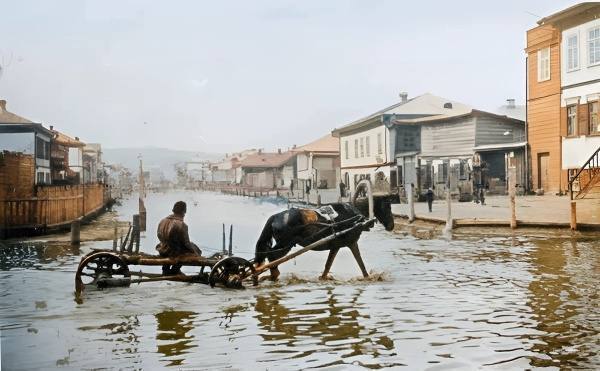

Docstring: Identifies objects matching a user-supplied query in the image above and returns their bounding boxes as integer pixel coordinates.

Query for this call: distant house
[240,150,296,189]
[333,93,526,199]
[292,134,340,190]
[0,100,53,185]
[49,126,86,185]
[83,143,103,184]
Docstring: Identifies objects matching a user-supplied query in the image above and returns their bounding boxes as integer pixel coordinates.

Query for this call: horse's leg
[320,248,340,280]
[349,242,369,278]
[269,266,280,281]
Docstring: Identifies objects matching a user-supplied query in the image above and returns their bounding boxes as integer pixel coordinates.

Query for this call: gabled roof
[332,93,472,135]
[240,151,295,168]
[51,129,86,147]
[537,2,600,26]
[292,134,339,154]
[0,100,33,124]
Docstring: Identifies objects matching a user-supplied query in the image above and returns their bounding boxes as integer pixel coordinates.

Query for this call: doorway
[537,153,549,190]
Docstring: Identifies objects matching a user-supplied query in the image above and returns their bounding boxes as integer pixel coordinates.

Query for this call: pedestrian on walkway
[479,185,486,206]
[426,188,434,212]
[290,179,294,195]
[339,181,346,198]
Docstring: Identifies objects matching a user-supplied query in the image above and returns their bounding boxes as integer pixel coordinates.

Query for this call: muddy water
[1,191,599,370]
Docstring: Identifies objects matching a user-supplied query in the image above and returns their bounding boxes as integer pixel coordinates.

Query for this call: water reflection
[254,288,400,368]
[526,236,600,369]
[155,310,197,366]
[0,241,80,270]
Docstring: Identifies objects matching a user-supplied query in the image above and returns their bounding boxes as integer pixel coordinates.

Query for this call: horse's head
[373,197,395,231]
[352,197,395,231]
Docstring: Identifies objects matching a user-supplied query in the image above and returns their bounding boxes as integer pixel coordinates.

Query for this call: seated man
[156,201,202,275]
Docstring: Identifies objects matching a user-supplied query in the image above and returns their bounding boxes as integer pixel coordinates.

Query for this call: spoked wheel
[75,252,131,295]
[208,256,257,289]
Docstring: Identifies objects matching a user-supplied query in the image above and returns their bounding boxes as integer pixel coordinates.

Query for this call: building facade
[293,134,340,191]
[527,3,600,194]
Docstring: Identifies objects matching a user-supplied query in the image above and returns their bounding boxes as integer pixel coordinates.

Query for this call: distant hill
[103,147,222,179]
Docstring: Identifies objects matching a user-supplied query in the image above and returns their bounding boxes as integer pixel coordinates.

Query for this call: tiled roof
[293,134,339,154]
[51,129,86,147]
[0,100,33,124]
[240,151,295,168]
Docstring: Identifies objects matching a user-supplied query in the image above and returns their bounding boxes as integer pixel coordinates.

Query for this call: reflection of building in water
[254,288,395,362]
[0,242,79,270]
[155,310,197,367]
[526,237,599,369]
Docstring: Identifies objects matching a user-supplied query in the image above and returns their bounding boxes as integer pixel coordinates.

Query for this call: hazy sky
[0,0,574,153]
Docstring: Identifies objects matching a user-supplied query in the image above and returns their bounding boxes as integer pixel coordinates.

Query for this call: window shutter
[579,103,589,135]
[560,106,567,137]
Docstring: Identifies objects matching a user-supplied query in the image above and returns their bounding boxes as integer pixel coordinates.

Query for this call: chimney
[399,92,408,103]
[0,100,6,111]
[506,98,515,108]
[50,125,54,131]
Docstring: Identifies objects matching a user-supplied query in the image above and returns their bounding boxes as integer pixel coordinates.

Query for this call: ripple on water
[0,191,599,369]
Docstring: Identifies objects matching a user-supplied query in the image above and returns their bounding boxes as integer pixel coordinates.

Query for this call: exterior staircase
[569,146,600,199]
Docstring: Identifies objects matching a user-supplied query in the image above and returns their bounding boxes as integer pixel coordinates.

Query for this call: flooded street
[1,191,599,370]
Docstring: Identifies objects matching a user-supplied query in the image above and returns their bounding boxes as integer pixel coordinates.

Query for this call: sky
[0,0,575,153]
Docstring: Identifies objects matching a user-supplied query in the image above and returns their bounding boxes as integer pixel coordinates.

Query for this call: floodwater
[1,191,599,370]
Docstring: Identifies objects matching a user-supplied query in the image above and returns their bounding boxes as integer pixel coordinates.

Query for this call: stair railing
[569,146,600,200]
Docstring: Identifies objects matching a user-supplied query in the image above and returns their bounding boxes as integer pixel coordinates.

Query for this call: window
[344,140,349,159]
[354,139,358,158]
[588,27,600,65]
[567,34,579,71]
[377,133,383,154]
[537,47,550,81]
[365,136,370,157]
[590,101,599,133]
[359,137,364,157]
[567,105,577,136]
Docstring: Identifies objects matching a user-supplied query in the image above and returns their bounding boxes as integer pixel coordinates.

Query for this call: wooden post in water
[70,219,81,245]
[138,156,147,232]
[407,183,415,223]
[129,214,140,253]
[222,223,226,254]
[443,174,453,234]
[112,222,118,251]
[132,214,140,253]
[570,201,577,230]
[317,194,322,207]
[508,166,517,229]
[228,224,233,255]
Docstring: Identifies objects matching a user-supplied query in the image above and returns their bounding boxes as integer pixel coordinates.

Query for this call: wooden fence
[0,184,108,232]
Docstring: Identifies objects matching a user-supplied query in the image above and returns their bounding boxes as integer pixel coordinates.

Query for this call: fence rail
[0,184,108,230]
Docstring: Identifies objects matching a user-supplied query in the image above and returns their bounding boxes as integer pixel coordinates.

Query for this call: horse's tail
[255,214,275,264]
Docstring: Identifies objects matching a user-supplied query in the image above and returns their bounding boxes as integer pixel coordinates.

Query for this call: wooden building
[0,101,109,238]
[292,134,340,191]
[240,150,296,189]
[333,93,526,199]
[526,3,600,196]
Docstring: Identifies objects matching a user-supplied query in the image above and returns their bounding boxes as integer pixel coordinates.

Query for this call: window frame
[566,33,579,72]
[377,133,383,155]
[537,47,551,82]
[359,137,364,158]
[344,140,349,160]
[365,136,370,157]
[567,104,577,136]
[589,100,600,134]
[588,26,600,67]
[354,139,358,158]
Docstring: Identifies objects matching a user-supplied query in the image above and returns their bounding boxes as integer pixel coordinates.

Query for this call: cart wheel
[75,252,130,295]
[208,256,256,289]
